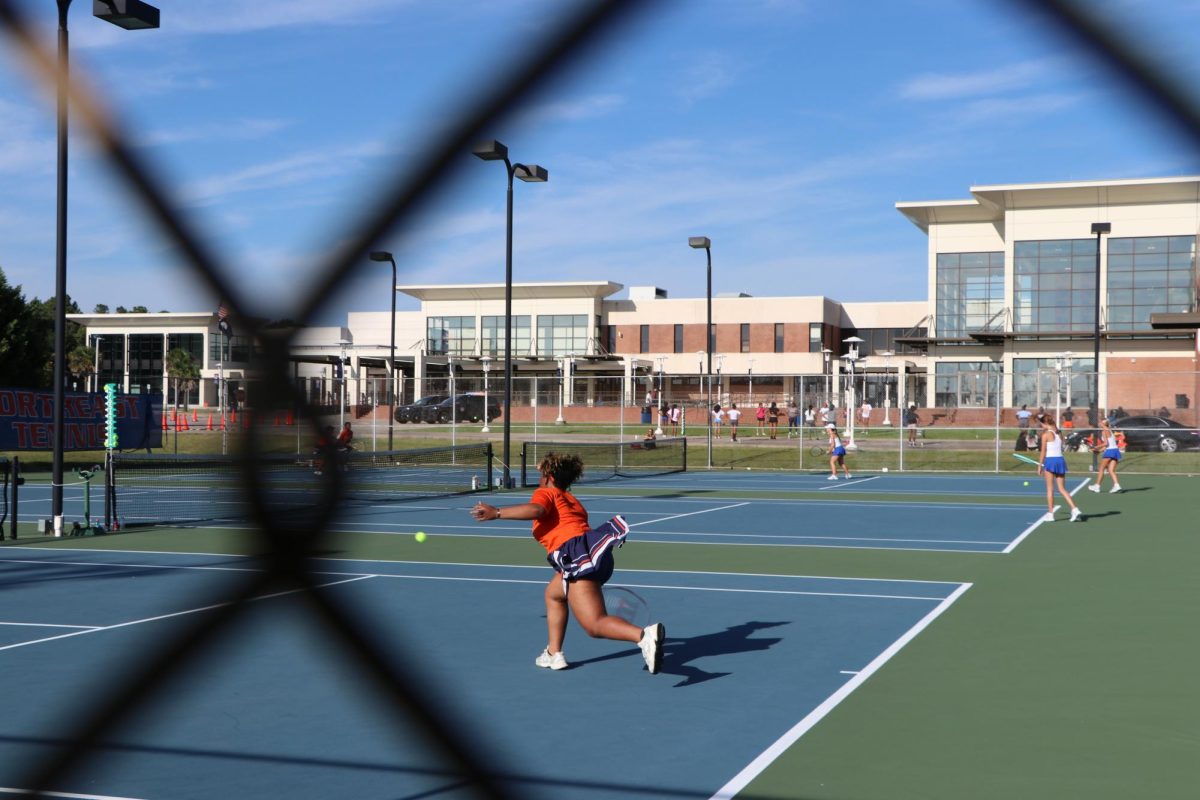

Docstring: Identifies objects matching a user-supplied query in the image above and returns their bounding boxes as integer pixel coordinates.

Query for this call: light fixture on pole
[654,356,666,435]
[481,356,492,433]
[747,357,754,408]
[368,251,398,452]
[689,237,713,468]
[1054,351,1073,428]
[1091,221,1111,472]
[880,350,895,426]
[338,339,351,429]
[473,140,547,489]
[555,357,567,425]
[842,336,865,450]
[49,0,160,538]
[822,347,832,407]
[715,354,725,407]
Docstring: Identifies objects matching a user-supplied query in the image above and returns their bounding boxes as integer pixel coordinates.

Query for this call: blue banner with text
[0,388,162,451]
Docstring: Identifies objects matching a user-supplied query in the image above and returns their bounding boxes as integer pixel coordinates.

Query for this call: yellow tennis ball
[414,531,427,543]
[1023,481,1029,486]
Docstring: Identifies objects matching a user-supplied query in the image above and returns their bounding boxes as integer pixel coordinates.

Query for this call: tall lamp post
[747,357,754,408]
[50,0,160,538]
[842,336,865,449]
[555,357,567,425]
[689,237,713,468]
[481,356,492,433]
[1054,352,1073,429]
[368,251,398,451]
[654,356,666,435]
[822,347,832,407]
[338,339,351,429]
[473,140,547,488]
[1091,222,1111,471]
[880,350,895,426]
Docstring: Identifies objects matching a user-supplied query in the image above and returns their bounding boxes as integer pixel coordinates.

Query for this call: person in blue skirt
[1087,417,1123,494]
[826,423,851,481]
[1038,414,1083,522]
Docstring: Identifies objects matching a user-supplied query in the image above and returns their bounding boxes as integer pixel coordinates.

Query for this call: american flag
[217,303,232,337]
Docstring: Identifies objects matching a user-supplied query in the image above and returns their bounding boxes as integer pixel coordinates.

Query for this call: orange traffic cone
[180,415,190,431]
[230,408,237,423]
[207,415,214,431]
[220,415,227,431]
[192,409,198,423]
[285,410,294,426]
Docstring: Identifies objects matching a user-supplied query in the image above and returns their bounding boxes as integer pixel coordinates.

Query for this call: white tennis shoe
[1110,485,1122,493]
[827,475,838,481]
[535,649,568,670]
[639,623,665,674]
[1069,508,1083,522]
[1087,484,1101,493]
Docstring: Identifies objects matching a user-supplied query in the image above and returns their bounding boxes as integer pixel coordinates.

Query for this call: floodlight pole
[689,237,713,468]
[368,251,398,451]
[880,350,895,425]
[473,140,547,488]
[1091,222,1110,471]
[51,0,160,537]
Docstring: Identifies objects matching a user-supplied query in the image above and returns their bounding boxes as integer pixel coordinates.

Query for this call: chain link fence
[2,0,1199,796]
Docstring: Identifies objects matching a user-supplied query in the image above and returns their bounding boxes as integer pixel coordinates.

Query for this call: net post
[520,442,528,488]
[486,442,493,490]
[681,436,687,472]
[104,451,114,532]
[0,458,8,540]
[11,456,20,540]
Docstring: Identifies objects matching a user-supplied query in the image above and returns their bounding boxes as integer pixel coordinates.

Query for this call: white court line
[817,475,881,491]
[0,787,145,799]
[0,622,100,630]
[1003,505,1058,554]
[627,502,749,527]
[0,575,372,653]
[710,582,973,800]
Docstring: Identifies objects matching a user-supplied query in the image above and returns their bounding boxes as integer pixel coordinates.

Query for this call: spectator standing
[755,403,767,436]
[1016,405,1032,429]
[727,403,742,442]
[904,405,921,446]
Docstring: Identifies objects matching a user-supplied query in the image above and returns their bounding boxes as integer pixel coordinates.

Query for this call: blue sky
[2,0,1200,324]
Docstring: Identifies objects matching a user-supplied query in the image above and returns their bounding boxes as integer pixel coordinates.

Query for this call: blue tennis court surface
[0,547,967,800]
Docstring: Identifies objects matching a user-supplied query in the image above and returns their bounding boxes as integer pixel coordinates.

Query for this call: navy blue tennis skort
[1102,447,1122,462]
[547,515,629,593]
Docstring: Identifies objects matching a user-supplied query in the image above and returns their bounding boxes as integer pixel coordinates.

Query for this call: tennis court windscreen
[0,458,8,539]
[520,438,686,487]
[107,443,492,529]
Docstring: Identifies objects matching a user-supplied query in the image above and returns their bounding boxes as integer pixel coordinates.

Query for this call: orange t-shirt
[529,486,590,553]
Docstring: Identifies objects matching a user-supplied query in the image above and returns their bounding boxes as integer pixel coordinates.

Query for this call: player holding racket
[1087,417,1123,494]
[470,452,665,674]
[826,423,851,480]
[1038,414,1083,522]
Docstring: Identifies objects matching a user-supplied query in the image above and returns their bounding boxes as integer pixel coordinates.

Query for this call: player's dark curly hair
[539,452,584,490]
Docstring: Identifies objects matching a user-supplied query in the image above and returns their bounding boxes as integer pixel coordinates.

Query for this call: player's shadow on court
[571,620,789,688]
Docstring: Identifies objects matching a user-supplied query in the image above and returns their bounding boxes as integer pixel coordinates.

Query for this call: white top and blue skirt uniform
[831,433,846,457]
[1042,433,1067,476]
[1102,432,1122,461]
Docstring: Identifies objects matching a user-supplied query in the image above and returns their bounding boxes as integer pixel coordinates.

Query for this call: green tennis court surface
[1,470,1196,798]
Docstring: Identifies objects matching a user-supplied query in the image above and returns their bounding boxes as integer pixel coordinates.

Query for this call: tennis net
[106,443,492,529]
[519,437,686,487]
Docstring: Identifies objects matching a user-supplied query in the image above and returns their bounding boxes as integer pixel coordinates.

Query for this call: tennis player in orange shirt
[471,452,665,673]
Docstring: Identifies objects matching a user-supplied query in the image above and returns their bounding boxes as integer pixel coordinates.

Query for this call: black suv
[394,395,447,424]
[431,393,502,424]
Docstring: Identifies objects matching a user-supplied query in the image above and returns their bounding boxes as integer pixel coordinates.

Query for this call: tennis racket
[809,445,827,457]
[1012,453,1040,468]
[604,585,650,629]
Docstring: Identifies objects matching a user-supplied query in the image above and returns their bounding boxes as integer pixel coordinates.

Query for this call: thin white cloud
[517,93,626,126]
[676,52,737,104]
[138,118,292,147]
[898,59,1060,101]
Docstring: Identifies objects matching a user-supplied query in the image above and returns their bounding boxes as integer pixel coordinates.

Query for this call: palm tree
[165,348,200,415]
[67,345,96,392]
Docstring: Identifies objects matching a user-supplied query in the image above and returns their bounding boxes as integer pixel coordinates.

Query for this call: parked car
[431,393,502,424]
[1066,415,1200,453]
[393,395,447,424]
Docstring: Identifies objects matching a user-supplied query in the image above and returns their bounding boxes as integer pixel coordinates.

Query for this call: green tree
[29,294,84,387]
[115,306,128,313]
[93,303,109,313]
[131,305,148,313]
[0,268,46,387]
[166,348,200,412]
[68,345,97,391]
